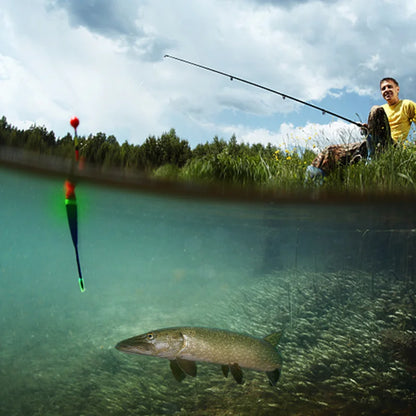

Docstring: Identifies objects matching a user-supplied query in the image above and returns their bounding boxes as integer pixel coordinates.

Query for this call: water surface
[1,167,415,415]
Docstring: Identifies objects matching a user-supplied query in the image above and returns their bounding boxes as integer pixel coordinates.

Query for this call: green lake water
[1,166,415,415]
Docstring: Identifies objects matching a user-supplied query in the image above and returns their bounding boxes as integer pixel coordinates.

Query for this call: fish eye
[147,332,154,340]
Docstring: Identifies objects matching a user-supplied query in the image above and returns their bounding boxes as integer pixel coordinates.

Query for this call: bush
[152,163,180,180]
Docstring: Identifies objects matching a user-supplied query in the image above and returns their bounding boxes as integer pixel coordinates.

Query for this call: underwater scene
[0,166,415,416]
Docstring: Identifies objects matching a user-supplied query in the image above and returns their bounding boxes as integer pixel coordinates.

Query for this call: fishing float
[65,116,85,292]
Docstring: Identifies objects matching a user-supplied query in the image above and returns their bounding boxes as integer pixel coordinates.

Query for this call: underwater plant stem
[287,283,293,328]
[295,228,299,271]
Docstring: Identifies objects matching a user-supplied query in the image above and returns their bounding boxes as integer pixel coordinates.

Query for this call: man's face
[380,80,400,105]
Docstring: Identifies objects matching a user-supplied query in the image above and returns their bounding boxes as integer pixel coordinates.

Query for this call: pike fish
[115,326,283,385]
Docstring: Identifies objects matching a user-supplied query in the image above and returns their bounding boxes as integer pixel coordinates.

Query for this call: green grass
[152,138,416,195]
[4,114,415,196]
[323,143,416,194]
[163,147,317,192]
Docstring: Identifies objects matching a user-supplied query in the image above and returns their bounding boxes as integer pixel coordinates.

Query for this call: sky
[1,0,415,150]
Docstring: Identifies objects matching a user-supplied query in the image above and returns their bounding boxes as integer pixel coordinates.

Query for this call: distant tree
[56,133,76,158]
[103,135,121,167]
[0,116,10,131]
[158,128,192,167]
[227,134,239,156]
[0,116,11,146]
[82,132,108,164]
[140,135,159,169]
[120,140,136,169]
[140,129,192,170]
[192,136,227,159]
[22,125,55,152]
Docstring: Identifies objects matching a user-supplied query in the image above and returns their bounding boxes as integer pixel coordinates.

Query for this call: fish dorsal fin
[176,358,197,377]
[229,363,244,384]
[221,365,229,378]
[170,360,186,382]
[263,331,283,347]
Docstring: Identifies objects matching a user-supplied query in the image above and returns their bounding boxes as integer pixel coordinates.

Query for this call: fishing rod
[164,55,362,128]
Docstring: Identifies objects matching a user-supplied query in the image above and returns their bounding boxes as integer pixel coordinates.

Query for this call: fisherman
[306,77,416,181]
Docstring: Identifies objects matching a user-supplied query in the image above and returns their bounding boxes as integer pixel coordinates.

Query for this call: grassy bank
[153,140,416,195]
[2,115,416,195]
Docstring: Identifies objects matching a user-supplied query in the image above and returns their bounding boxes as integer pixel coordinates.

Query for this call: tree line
[2,115,416,192]
[0,115,312,185]
[0,116,191,170]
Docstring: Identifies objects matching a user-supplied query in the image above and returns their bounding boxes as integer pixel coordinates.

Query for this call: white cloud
[0,0,415,147]
[220,120,362,151]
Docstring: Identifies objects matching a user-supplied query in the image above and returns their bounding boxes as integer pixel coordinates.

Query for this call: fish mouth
[115,339,141,354]
[115,340,131,352]
[115,334,153,355]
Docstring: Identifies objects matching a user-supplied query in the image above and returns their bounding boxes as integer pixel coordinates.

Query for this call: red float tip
[70,116,80,129]
[64,180,76,199]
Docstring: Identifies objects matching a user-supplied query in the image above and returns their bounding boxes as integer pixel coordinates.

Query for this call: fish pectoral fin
[221,365,229,378]
[266,368,281,386]
[170,360,186,382]
[176,358,197,377]
[229,363,244,384]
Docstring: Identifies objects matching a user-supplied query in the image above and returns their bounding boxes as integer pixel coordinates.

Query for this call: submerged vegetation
[1,115,416,194]
[1,269,415,415]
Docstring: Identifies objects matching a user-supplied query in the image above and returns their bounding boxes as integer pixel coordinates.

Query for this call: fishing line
[164,55,363,128]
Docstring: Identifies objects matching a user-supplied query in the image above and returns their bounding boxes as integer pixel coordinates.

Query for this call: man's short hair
[380,77,399,87]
